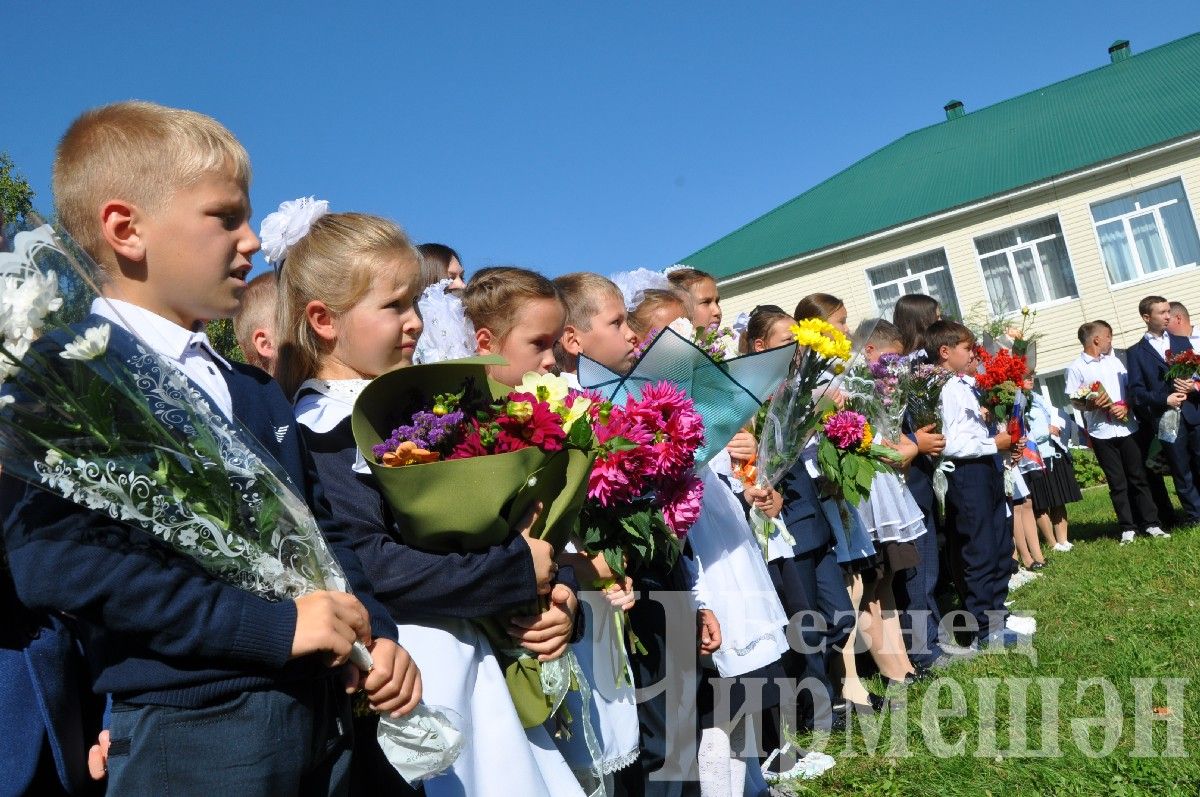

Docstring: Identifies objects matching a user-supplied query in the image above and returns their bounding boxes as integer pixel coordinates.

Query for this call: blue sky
[4,1,1199,278]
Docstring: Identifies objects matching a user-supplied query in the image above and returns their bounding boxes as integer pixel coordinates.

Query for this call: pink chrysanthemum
[823,410,868,450]
[660,474,704,538]
[636,381,694,419]
[588,448,646,506]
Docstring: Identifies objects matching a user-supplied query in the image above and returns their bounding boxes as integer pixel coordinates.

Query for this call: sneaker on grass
[1119,530,1136,545]
[1006,614,1037,635]
[1143,526,1171,538]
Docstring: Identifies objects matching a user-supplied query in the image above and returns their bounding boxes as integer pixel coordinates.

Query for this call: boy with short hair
[233,271,278,374]
[926,320,1019,646]
[553,271,704,796]
[1067,321,1165,543]
[1126,294,1200,525]
[1,101,418,794]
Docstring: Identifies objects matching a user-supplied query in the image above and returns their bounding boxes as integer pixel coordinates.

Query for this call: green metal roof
[682,33,1200,280]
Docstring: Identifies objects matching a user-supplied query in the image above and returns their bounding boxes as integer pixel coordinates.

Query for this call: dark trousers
[1091,434,1161,532]
[895,503,943,666]
[1161,416,1200,522]
[767,556,832,729]
[945,458,1011,640]
[1132,422,1184,525]
[616,562,700,797]
[106,676,354,797]
[791,543,854,727]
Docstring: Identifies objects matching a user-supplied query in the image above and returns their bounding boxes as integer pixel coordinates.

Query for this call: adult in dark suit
[1125,296,1200,525]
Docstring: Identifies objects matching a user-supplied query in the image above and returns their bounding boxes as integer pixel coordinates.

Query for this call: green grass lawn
[783,486,1200,796]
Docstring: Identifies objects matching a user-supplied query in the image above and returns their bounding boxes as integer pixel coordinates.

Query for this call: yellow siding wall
[721,142,1200,379]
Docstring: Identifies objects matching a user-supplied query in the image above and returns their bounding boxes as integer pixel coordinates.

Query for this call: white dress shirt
[91,298,234,419]
[939,374,999,459]
[1145,330,1171,360]
[1065,351,1136,439]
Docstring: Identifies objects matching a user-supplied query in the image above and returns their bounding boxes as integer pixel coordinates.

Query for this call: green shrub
[1070,447,1106,487]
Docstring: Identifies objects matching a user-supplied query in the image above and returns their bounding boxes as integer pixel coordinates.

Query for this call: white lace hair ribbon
[259,196,330,267]
[610,267,671,311]
[412,279,478,364]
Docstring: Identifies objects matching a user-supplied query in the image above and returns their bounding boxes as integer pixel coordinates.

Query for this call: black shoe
[1030,560,1047,571]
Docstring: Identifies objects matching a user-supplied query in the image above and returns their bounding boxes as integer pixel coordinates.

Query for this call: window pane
[1092,193,1138,222]
[873,283,901,317]
[980,253,1020,314]
[975,229,1017,255]
[867,261,908,285]
[1012,247,1045,305]
[1161,197,1200,267]
[909,250,950,272]
[1036,236,1078,299]
[1096,220,1135,283]
[1137,181,1184,208]
[1016,217,1058,242]
[924,268,961,319]
[1131,212,1169,273]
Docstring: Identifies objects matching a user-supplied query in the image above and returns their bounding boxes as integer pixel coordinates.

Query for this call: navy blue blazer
[1126,333,1200,427]
[1,320,395,710]
[777,459,835,556]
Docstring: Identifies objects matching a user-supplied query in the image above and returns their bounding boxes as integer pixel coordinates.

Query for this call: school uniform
[939,375,1011,641]
[1066,351,1160,534]
[894,416,944,667]
[295,380,586,797]
[777,459,854,727]
[1126,331,1200,524]
[1,302,397,796]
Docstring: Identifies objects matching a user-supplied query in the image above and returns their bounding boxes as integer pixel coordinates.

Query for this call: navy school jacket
[1126,333,1200,427]
[0,320,396,709]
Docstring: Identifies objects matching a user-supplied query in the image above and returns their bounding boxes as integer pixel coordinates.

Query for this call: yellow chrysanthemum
[790,319,851,361]
[859,423,874,452]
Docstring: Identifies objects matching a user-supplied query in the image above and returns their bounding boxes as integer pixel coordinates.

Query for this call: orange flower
[381,441,441,467]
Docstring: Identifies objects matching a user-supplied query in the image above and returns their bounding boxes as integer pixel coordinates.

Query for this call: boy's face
[940,338,976,374]
[571,293,638,375]
[1142,301,1171,335]
[481,297,565,387]
[131,165,258,328]
[865,339,903,364]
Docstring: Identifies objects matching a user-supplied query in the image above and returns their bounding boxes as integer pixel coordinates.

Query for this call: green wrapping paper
[351,356,596,727]
[350,356,594,554]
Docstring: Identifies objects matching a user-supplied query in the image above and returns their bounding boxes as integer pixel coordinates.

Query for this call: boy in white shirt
[1066,321,1166,543]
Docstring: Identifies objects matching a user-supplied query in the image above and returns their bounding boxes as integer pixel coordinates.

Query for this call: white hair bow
[259,196,330,268]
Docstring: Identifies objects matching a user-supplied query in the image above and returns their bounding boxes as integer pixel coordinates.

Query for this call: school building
[680,34,1200,401]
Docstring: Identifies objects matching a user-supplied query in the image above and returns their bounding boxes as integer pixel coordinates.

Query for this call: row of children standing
[2,99,1094,797]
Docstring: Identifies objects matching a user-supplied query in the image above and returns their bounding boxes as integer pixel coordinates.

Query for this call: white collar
[91,298,231,370]
[295,377,371,406]
[1145,330,1170,342]
[1081,351,1108,364]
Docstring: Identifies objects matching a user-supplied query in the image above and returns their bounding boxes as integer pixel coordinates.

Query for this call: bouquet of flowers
[579,322,796,467]
[813,408,904,506]
[353,365,596,554]
[1165,349,1200,382]
[352,362,597,729]
[0,214,460,783]
[578,381,704,579]
[1068,380,1127,422]
[842,352,909,442]
[692,323,741,363]
[899,361,954,433]
[973,345,1031,433]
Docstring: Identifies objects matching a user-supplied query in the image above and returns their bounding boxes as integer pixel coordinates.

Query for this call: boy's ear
[938,344,951,362]
[475,327,494,355]
[305,300,337,342]
[560,324,584,357]
[100,199,145,263]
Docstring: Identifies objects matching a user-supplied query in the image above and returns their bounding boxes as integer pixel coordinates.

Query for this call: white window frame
[863,247,960,318]
[1089,176,1200,287]
[973,214,1079,313]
